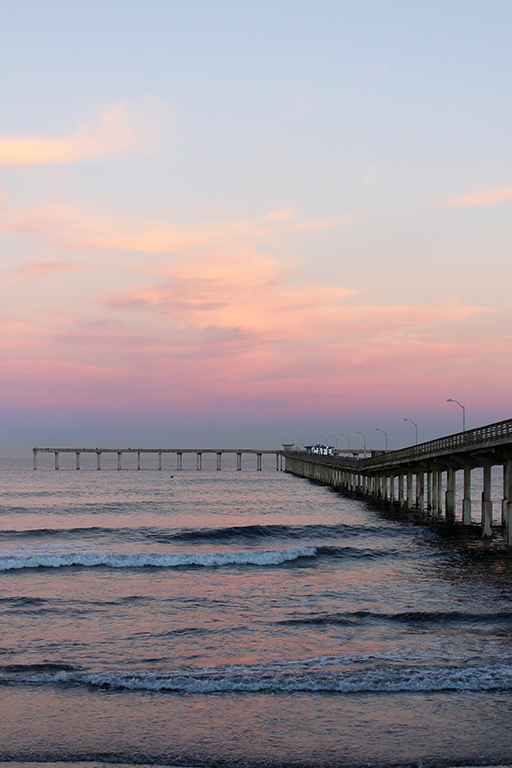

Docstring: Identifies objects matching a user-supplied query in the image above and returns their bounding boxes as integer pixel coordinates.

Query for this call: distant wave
[7,661,512,694]
[0,522,382,543]
[280,609,512,627]
[0,546,317,571]
[149,522,380,544]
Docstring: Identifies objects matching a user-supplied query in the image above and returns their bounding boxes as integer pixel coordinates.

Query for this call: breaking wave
[5,660,512,695]
[0,546,317,571]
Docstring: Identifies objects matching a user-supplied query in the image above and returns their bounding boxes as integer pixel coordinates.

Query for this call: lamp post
[340,433,351,452]
[356,431,367,458]
[447,399,466,432]
[376,428,388,451]
[321,435,328,445]
[403,418,418,445]
[330,434,339,450]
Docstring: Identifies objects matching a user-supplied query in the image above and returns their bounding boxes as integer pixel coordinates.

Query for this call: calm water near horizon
[1,455,512,767]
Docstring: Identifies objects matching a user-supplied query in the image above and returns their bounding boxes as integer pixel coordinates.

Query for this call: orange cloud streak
[0,102,159,166]
[0,201,357,252]
[443,185,512,208]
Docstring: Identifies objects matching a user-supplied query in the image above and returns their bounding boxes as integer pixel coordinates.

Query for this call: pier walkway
[284,417,512,544]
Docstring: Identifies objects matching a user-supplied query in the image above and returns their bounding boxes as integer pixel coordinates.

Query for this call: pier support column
[177,452,183,470]
[257,453,262,471]
[75,452,80,470]
[426,471,432,511]
[445,468,455,522]
[390,475,396,503]
[432,472,438,513]
[33,449,38,470]
[505,460,512,545]
[137,451,141,470]
[417,472,424,512]
[398,475,404,506]
[117,452,122,470]
[482,465,493,538]
[436,472,443,514]
[502,463,510,526]
[463,465,472,525]
[237,452,242,471]
[54,451,59,470]
[196,452,202,470]
[217,452,222,470]
[97,452,102,471]
[406,473,413,510]
[276,453,279,471]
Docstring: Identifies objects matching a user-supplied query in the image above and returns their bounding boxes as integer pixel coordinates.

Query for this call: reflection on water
[1,459,512,766]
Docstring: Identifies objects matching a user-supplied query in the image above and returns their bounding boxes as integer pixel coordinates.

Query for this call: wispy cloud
[107,249,484,348]
[0,201,359,252]
[0,100,167,166]
[13,257,81,280]
[442,184,512,208]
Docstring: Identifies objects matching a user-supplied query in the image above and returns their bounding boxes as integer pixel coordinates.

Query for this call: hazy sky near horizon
[1,0,512,451]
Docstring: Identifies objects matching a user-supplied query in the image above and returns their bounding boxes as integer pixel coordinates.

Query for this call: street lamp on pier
[447,399,466,432]
[376,428,388,451]
[403,418,418,445]
[340,433,351,451]
[330,435,339,450]
[356,431,367,458]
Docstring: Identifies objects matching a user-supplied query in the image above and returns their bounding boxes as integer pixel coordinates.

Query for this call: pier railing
[359,417,512,470]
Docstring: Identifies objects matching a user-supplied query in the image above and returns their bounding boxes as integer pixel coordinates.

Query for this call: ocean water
[1,454,512,767]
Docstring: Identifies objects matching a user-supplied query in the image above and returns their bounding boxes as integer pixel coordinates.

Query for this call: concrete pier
[284,417,512,544]
[33,446,284,473]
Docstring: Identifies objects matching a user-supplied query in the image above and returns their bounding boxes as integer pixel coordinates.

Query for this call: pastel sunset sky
[1,0,512,453]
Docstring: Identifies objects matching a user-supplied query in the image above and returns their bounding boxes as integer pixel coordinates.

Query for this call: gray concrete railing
[359,417,512,469]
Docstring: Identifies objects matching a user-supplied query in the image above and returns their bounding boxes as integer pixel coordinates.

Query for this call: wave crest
[8,661,512,695]
[0,546,317,571]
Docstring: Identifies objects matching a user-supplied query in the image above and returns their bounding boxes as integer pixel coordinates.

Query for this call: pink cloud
[0,195,502,422]
[13,258,81,280]
[442,185,512,208]
[107,250,484,345]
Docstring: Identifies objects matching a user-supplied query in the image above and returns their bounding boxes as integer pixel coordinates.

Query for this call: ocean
[1,453,512,767]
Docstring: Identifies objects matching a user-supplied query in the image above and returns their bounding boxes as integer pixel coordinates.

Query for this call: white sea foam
[0,546,317,571]
[17,661,512,694]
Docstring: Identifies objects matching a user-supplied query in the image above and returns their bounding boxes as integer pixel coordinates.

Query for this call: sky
[1,0,512,454]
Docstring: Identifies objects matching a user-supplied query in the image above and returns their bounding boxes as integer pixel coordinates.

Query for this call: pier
[284,417,512,544]
[33,418,512,544]
[33,447,285,472]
